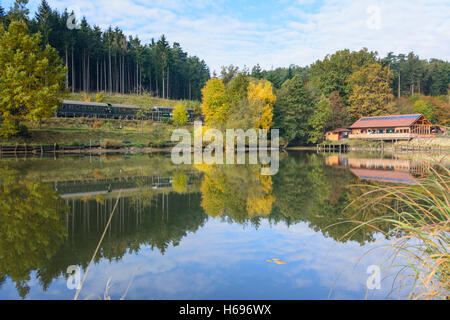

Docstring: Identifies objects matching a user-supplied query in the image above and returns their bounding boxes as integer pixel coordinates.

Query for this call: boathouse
[349,114,433,140]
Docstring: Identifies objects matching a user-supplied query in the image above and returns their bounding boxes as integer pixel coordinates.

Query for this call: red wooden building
[349,114,433,140]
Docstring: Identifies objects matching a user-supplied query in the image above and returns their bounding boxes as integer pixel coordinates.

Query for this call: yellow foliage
[247,80,276,130]
[246,175,275,217]
[81,92,91,102]
[200,78,229,127]
[172,103,188,126]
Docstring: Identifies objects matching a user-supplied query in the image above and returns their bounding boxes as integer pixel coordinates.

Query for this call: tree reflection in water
[0,166,68,298]
[0,152,408,298]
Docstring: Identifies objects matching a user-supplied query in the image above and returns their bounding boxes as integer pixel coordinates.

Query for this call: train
[56,100,195,122]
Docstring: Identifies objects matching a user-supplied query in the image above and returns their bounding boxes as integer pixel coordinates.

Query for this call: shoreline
[0,145,448,155]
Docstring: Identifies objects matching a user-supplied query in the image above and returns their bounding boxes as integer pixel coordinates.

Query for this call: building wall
[326,133,340,141]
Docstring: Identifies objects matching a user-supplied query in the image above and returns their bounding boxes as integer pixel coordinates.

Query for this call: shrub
[172,103,188,126]
[81,92,91,102]
[93,120,103,128]
[96,91,105,103]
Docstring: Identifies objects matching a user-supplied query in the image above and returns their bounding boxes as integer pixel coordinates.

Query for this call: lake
[0,151,441,300]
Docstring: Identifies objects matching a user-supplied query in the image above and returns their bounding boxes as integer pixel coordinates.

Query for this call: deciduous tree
[347,63,395,121]
[172,103,188,126]
[200,78,228,128]
[0,21,66,136]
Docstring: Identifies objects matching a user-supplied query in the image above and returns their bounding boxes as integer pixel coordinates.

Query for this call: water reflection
[0,166,68,298]
[324,154,432,184]
[0,152,443,299]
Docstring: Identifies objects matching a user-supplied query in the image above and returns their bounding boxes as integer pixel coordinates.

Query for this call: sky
[3,0,450,73]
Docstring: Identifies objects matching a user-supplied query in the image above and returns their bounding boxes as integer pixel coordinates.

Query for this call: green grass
[0,117,193,147]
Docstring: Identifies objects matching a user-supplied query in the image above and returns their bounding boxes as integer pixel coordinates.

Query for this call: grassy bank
[68,92,201,110]
[0,117,192,147]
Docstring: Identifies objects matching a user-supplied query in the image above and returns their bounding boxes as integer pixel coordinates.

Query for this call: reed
[345,162,449,299]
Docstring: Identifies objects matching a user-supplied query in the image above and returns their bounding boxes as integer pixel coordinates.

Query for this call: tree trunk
[65,48,68,89]
[108,48,112,94]
[162,68,165,99]
[96,59,99,92]
[71,47,75,92]
[87,55,90,93]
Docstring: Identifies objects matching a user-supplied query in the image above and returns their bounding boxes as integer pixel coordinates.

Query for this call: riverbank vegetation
[0,117,190,147]
[346,164,449,299]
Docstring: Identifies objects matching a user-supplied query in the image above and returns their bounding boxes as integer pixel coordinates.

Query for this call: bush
[100,139,123,149]
[96,91,105,103]
[93,120,103,128]
[172,103,188,126]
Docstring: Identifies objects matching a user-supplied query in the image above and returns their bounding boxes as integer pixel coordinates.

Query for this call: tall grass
[346,162,449,299]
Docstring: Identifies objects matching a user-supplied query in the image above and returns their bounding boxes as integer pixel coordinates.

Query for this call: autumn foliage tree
[172,103,188,126]
[200,75,275,131]
[347,63,395,121]
[0,20,66,136]
[200,78,228,128]
[247,80,276,130]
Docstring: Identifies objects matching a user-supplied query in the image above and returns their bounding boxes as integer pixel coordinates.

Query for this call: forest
[0,0,448,144]
[212,49,449,145]
[0,0,210,100]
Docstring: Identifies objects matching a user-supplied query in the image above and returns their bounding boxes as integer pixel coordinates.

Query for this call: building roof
[111,103,141,109]
[349,114,423,129]
[330,128,352,133]
[152,106,194,111]
[63,100,109,107]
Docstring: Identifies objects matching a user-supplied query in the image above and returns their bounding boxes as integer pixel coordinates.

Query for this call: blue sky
[3,0,450,73]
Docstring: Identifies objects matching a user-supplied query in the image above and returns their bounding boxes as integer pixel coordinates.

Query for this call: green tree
[0,21,66,136]
[310,48,377,103]
[347,63,395,121]
[412,100,434,122]
[172,103,188,126]
[273,75,314,144]
[7,0,29,22]
[308,97,331,143]
[220,65,239,84]
[0,5,6,26]
[251,63,263,79]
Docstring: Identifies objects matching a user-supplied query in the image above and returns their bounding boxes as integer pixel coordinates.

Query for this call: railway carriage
[57,100,194,122]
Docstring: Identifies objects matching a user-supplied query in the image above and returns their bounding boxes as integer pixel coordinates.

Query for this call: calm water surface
[0,151,435,299]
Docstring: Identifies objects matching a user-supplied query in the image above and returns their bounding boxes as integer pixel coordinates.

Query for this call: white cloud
[25,0,450,74]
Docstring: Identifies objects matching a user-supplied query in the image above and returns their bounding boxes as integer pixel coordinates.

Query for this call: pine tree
[8,0,29,21]
[35,0,52,45]
[273,75,314,144]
